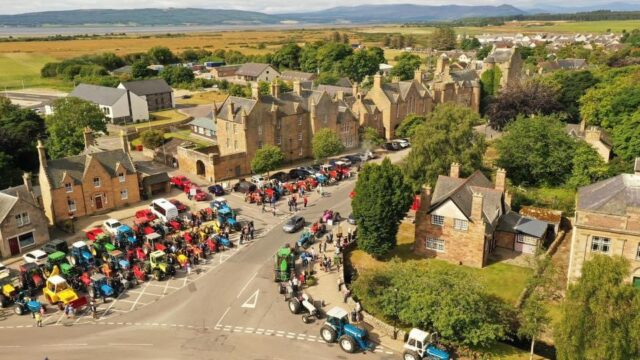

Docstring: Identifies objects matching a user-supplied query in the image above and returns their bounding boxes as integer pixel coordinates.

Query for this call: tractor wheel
[14,305,23,315]
[302,314,312,324]
[403,350,420,360]
[153,269,162,281]
[0,295,7,308]
[288,299,301,314]
[45,295,54,305]
[339,335,356,354]
[320,325,337,343]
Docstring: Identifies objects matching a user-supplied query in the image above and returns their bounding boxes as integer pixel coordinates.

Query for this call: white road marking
[236,271,258,299]
[240,289,260,309]
[128,282,150,311]
[216,307,231,327]
[108,343,153,346]
[41,343,88,347]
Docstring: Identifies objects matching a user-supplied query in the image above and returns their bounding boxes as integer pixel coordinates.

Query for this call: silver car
[282,216,305,233]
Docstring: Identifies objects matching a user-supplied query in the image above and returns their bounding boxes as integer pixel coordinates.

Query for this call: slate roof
[69,84,126,107]
[44,149,136,189]
[485,48,515,64]
[0,185,38,223]
[119,79,172,96]
[188,117,216,132]
[141,172,170,187]
[430,171,505,224]
[236,63,272,77]
[577,174,640,216]
[317,85,353,97]
[0,193,18,224]
[336,77,353,88]
[215,96,258,123]
[281,71,316,81]
[450,70,479,83]
[496,211,548,238]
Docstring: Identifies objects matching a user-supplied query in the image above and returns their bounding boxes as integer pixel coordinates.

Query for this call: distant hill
[0,8,282,27]
[279,4,526,23]
[525,2,640,14]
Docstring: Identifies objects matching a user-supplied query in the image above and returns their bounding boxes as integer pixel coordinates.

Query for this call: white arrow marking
[241,289,260,309]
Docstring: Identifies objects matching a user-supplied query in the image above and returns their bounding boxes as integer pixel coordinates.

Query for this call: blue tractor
[402,328,450,360]
[217,207,240,231]
[13,291,45,316]
[70,241,95,268]
[320,307,374,353]
[116,225,137,247]
[296,230,314,249]
[87,273,116,301]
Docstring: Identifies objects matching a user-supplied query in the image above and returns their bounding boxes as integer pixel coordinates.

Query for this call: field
[0,53,69,90]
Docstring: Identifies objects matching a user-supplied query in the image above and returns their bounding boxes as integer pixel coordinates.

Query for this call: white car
[251,175,265,187]
[23,249,48,266]
[0,262,9,278]
[103,219,122,235]
[392,139,411,149]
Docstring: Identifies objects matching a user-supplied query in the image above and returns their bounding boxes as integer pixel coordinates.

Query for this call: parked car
[382,142,400,151]
[103,219,122,235]
[233,180,257,193]
[358,151,375,161]
[0,262,9,278]
[251,175,265,186]
[344,155,362,164]
[283,216,306,233]
[207,184,225,196]
[23,250,48,266]
[170,175,191,190]
[392,139,410,149]
[169,199,188,212]
[41,239,68,255]
[289,169,311,180]
[269,171,289,182]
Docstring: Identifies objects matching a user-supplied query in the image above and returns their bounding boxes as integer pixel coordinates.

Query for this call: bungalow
[188,117,216,141]
[58,84,149,124]
[211,65,241,79]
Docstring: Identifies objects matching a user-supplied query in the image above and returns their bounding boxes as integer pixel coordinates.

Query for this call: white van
[150,198,179,222]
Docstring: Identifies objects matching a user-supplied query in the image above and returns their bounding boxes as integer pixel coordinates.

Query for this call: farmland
[0,53,69,90]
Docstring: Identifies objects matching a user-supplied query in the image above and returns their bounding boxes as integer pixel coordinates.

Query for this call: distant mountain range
[0,3,639,27]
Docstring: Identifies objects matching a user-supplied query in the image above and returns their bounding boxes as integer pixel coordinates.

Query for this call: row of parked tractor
[0,188,244,319]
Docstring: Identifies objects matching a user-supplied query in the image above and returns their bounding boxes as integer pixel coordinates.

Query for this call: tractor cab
[403,328,450,360]
[148,250,175,281]
[210,197,230,212]
[43,275,79,305]
[19,262,44,292]
[116,225,137,247]
[88,273,115,300]
[144,232,165,252]
[0,274,18,308]
[108,250,130,271]
[70,241,94,268]
[92,233,116,260]
[44,251,73,278]
[320,307,373,354]
[274,245,295,282]
[217,207,239,230]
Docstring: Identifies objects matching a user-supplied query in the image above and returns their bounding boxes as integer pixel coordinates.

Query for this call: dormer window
[93,177,101,187]
[118,172,125,183]
[65,183,73,193]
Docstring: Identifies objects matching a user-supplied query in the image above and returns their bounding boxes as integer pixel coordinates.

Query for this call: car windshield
[286,218,297,225]
[57,282,68,291]
[111,221,122,228]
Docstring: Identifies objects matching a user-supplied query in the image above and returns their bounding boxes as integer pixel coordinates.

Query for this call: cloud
[0,0,619,15]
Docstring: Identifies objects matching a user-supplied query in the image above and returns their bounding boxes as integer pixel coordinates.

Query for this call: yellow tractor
[43,275,86,309]
[0,274,18,308]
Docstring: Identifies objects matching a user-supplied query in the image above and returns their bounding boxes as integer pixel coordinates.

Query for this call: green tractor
[274,245,295,282]
[43,251,75,278]
[90,233,116,263]
[145,251,175,281]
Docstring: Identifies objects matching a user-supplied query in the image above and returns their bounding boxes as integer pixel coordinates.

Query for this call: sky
[0,0,636,15]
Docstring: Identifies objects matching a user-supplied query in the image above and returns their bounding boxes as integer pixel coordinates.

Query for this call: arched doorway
[196,160,205,177]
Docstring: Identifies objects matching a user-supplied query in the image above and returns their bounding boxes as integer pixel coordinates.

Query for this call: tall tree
[271,43,302,70]
[251,145,285,176]
[544,70,599,123]
[0,97,45,188]
[352,158,412,258]
[580,68,640,130]
[316,42,353,72]
[402,104,485,190]
[339,50,380,83]
[300,43,320,72]
[496,115,577,186]
[312,129,344,161]
[612,110,640,162]
[568,141,609,188]
[555,255,640,360]
[395,114,426,139]
[45,97,107,159]
[460,37,481,50]
[390,53,422,81]
[486,80,564,131]
[147,46,177,65]
[161,65,195,85]
[430,26,456,50]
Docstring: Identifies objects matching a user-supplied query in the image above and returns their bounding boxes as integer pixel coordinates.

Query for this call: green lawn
[128,109,190,130]
[131,129,214,149]
[0,53,70,90]
[512,186,576,216]
[349,222,532,305]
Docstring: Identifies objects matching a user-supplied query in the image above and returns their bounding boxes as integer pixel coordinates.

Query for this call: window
[454,219,468,231]
[298,132,303,142]
[258,125,263,136]
[93,177,101,187]
[276,135,282,145]
[591,236,611,254]
[226,138,230,148]
[102,107,111,115]
[120,189,128,200]
[323,114,328,123]
[299,147,303,156]
[276,119,282,130]
[17,232,35,249]
[68,199,77,212]
[426,238,445,252]
[258,141,263,149]
[233,124,237,134]
[118,172,125,183]
[298,116,303,126]
[15,212,30,227]
[234,140,238,150]
[637,244,640,261]
[65,183,73,193]
[431,215,444,226]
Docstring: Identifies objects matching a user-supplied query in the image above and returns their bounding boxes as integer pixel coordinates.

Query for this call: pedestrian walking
[272,206,277,217]
[35,311,43,327]
[90,300,98,320]
[323,240,327,253]
[186,262,191,275]
[303,195,307,208]
[261,202,266,213]
[249,221,255,239]
[337,277,343,292]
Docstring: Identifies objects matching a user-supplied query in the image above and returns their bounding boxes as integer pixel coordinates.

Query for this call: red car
[170,175,191,190]
[169,199,188,212]
[184,184,208,201]
[85,227,104,241]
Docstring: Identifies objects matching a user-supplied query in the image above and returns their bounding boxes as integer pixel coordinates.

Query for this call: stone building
[431,55,481,113]
[177,81,359,182]
[37,131,140,225]
[567,159,640,285]
[481,47,524,89]
[414,164,510,268]
[566,120,612,163]
[234,63,280,83]
[0,173,50,258]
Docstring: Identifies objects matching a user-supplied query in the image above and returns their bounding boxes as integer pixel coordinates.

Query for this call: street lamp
[393,288,399,340]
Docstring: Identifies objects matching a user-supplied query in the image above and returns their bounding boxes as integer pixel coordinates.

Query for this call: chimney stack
[37,140,47,169]
[120,130,130,154]
[336,91,344,101]
[270,80,280,98]
[450,162,460,178]
[373,74,382,89]
[504,191,512,208]
[471,192,484,222]
[352,82,359,97]
[22,172,32,194]
[251,82,260,100]
[495,168,506,192]
[421,185,432,210]
[83,127,94,150]
[293,80,302,96]
[414,69,424,82]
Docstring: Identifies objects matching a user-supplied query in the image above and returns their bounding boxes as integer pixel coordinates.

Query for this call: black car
[233,181,257,193]
[383,142,400,151]
[41,239,68,255]
[207,184,225,196]
[269,171,289,182]
[288,169,311,180]
[345,155,362,164]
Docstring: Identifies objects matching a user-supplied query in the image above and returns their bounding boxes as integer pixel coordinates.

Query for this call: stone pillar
[352,82,359,96]
[270,80,280,98]
[293,80,302,96]
[414,69,424,82]
[22,172,32,194]
[449,162,460,178]
[251,82,260,100]
[336,91,344,101]
[495,168,506,192]
[373,74,382,89]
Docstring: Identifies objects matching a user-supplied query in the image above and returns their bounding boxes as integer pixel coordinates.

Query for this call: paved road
[2,91,63,109]
[0,173,397,360]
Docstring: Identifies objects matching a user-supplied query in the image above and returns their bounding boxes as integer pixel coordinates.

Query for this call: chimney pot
[83,127,94,150]
[37,140,47,169]
[495,168,507,192]
[450,162,461,178]
[373,74,382,89]
[471,192,484,222]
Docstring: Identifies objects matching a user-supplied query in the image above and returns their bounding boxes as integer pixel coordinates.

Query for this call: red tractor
[85,227,104,241]
[170,175,191,190]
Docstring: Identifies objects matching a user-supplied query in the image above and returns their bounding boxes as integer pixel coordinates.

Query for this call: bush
[140,130,165,149]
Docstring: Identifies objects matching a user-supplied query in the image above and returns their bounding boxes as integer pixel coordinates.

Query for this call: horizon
[1,1,639,16]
